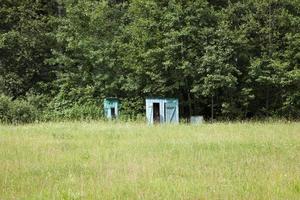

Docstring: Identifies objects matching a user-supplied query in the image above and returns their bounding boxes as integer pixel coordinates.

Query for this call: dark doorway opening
[111,107,116,119]
[153,103,160,123]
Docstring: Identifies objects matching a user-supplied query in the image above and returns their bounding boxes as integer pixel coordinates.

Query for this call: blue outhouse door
[165,99,179,123]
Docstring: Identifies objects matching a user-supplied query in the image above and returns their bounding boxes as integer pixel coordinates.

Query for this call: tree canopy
[1,0,300,121]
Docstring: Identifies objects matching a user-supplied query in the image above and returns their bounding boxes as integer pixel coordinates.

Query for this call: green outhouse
[104,98,119,119]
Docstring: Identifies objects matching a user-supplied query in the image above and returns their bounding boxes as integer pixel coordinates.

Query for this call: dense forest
[0,0,300,123]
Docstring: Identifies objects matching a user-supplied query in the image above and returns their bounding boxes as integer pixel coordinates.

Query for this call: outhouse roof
[104,97,119,101]
[146,97,178,100]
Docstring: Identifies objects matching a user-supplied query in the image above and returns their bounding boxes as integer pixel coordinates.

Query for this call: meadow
[0,121,299,199]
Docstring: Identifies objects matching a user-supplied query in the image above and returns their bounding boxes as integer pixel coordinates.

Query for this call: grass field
[0,122,299,199]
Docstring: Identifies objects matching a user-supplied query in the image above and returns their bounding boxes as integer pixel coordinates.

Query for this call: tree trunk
[211,95,214,121]
[187,92,192,119]
[266,87,270,117]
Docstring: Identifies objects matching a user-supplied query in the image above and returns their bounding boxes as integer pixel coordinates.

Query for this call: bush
[119,97,145,119]
[26,93,50,111]
[44,103,103,121]
[0,95,12,123]
[63,103,103,120]
[0,95,38,124]
[9,100,38,124]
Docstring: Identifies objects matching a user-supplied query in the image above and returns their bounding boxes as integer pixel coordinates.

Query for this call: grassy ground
[0,122,299,199]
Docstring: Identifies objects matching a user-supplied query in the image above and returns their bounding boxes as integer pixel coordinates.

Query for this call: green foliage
[119,97,145,120]
[44,103,103,121]
[9,99,38,124]
[0,0,60,97]
[0,95,11,123]
[1,0,300,122]
[0,95,38,124]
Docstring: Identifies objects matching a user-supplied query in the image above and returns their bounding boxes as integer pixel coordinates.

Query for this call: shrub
[44,103,103,121]
[0,95,12,123]
[119,97,145,119]
[0,95,38,124]
[64,103,103,120]
[9,100,38,124]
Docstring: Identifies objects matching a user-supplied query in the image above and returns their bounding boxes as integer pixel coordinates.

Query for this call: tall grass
[0,122,299,199]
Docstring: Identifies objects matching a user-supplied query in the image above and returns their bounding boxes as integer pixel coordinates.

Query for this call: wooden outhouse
[104,98,119,119]
[146,98,179,124]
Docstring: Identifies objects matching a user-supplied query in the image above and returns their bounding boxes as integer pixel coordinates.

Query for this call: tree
[0,0,60,98]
